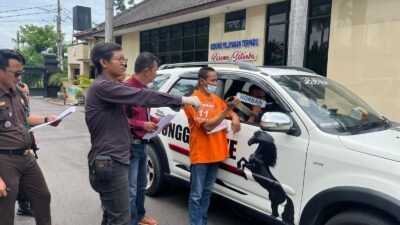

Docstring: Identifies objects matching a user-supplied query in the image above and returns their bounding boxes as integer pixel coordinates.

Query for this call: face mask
[207,84,217,93]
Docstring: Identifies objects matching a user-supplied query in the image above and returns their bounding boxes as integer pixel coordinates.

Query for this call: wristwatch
[44,116,48,123]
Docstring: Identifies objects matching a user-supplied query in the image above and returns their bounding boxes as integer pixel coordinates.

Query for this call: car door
[154,73,198,180]
[215,72,309,225]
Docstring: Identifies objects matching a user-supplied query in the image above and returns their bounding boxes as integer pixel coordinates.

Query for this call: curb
[43,98,65,106]
[42,98,86,113]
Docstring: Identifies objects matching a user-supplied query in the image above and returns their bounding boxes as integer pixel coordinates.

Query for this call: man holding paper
[0,49,61,225]
[125,52,162,225]
[14,71,61,217]
[183,67,241,225]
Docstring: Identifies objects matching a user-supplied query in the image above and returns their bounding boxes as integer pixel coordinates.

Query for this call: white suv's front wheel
[146,144,167,196]
[326,209,395,225]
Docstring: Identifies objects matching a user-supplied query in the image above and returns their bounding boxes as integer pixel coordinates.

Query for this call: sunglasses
[6,70,24,78]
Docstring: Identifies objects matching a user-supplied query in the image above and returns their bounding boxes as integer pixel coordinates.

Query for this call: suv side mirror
[260,112,293,133]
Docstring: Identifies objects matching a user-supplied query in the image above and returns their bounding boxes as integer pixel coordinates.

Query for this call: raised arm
[92,81,200,110]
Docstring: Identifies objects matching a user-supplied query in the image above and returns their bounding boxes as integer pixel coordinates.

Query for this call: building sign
[209,38,259,62]
[210,38,259,50]
[211,50,257,62]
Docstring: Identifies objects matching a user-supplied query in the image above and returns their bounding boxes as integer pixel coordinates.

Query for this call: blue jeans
[188,163,219,225]
[89,158,130,225]
[129,144,148,225]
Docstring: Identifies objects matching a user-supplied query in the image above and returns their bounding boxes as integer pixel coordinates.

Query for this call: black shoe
[17,207,34,217]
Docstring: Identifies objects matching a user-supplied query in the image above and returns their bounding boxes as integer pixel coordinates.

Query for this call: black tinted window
[225,9,246,32]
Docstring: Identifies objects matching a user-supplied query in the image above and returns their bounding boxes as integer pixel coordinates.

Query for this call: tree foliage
[114,0,135,13]
[19,25,57,53]
[48,72,67,86]
[14,24,66,67]
[114,0,126,12]
[22,51,44,68]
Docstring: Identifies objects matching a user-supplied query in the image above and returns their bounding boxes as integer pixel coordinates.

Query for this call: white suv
[145,62,400,225]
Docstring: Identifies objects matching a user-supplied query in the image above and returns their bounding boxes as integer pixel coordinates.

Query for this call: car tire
[146,144,167,196]
[325,209,395,225]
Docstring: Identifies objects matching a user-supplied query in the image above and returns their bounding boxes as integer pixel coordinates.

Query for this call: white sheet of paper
[142,112,177,140]
[28,106,76,132]
[206,120,227,134]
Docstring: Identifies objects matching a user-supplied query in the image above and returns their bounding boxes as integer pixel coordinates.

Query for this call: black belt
[132,138,149,145]
[0,149,29,156]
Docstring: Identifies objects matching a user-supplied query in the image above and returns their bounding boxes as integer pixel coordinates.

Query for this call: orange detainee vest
[184,90,229,164]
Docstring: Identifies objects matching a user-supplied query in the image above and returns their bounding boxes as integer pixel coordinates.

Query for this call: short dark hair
[249,84,262,95]
[90,42,122,74]
[0,49,25,70]
[134,52,160,73]
[198,66,215,81]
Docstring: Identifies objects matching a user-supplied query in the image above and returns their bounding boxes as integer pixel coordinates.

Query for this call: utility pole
[105,0,114,43]
[16,31,20,51]
[57,0,63,71]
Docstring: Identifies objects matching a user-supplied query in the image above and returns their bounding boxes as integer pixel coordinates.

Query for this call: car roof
[157,65,319,77]
[258,67,318,76]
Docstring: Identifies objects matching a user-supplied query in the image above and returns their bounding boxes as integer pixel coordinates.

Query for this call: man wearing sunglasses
[14,74,34,217]
[0,49,61,225]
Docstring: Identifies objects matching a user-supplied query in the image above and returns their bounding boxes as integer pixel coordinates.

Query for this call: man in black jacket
[85,43,200,225]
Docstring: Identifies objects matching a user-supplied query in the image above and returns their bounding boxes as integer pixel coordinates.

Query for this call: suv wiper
[350,118,391,134]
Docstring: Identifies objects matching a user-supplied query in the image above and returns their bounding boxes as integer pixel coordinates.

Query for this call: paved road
[15,98,267,225]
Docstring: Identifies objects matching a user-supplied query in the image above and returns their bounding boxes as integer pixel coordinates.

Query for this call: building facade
[68,0,400,121]
[328,0,400,121]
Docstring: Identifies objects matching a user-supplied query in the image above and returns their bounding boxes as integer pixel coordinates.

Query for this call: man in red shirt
[125,52,161,225]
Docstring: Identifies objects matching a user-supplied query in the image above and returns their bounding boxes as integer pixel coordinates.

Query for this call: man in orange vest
[184,66,241,225]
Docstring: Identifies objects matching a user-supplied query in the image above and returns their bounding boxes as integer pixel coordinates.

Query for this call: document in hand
[206,120,227,134]
[142,112,177,140]
[28,106,76,132]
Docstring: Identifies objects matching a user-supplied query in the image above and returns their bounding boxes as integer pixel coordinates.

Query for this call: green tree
[21,50,43,67]
[13,24,65,67]
[115,0,135,13]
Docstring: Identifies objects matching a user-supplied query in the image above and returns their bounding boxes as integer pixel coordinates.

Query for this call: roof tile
[77,0,222,37]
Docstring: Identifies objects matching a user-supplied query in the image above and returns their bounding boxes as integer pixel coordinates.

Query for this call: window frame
[115,35,122,45]
[264,1,290,66]
[224,9,246,33]
[304,0,332,76]
[217,71,290,112]
[73,68,80,80]
[140,18,209,64]
[217,72,300,135]
[219,73,288,127]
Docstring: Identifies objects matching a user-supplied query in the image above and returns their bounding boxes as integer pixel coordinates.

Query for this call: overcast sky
[0,0,113,49]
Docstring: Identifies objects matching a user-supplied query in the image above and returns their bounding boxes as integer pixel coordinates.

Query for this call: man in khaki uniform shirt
[0,49,60,225]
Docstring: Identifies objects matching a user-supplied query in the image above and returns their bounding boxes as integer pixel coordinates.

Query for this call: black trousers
[0,153,51,225]
[89,159,130,225]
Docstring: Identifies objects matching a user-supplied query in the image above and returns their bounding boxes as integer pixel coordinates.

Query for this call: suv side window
[148,73,170,90]
[168,78,198,97]
[223,79,284,125]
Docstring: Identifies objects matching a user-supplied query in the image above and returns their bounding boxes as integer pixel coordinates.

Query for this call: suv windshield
[272,75,391,135]
[148,74,170,90]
